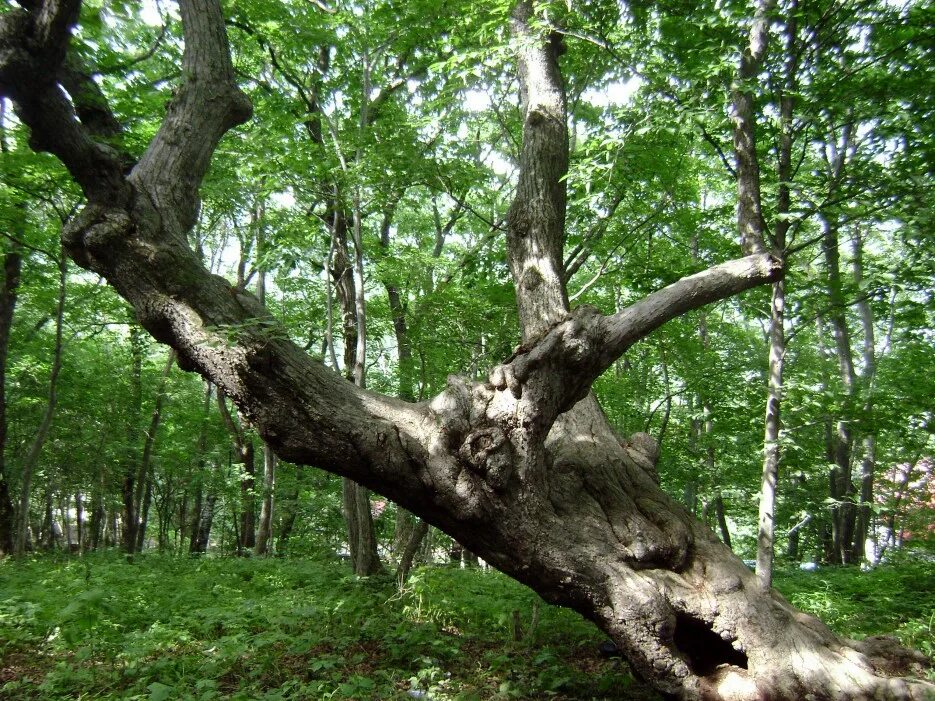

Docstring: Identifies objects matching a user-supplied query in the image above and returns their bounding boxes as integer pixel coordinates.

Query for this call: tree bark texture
[0,1,929,698]
[730,0,775,256]
[755,1,796,592]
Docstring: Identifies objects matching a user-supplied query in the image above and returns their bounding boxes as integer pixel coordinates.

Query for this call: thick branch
[131,0,252,233]
[730,0,775,256]
[0,3,130,202]
[506,0,569,340]
[488,253,782,429]
[603,253,782,361]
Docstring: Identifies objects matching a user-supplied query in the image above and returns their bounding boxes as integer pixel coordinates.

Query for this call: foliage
[1,555,932,699]
[0,555,653,700]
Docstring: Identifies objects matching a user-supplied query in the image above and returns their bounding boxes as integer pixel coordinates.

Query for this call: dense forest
[0,0,933,699]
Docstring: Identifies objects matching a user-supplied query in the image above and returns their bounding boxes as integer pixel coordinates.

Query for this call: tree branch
[730,0,776,256]
[131,0,252,233]
[0,2,130,203]
[488,253,782,427]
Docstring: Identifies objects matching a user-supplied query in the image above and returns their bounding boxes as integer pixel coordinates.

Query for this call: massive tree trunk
[0,1,930,698]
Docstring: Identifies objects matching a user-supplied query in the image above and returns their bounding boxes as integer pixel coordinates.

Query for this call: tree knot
[62,203,133,269]
[459,426,513,490]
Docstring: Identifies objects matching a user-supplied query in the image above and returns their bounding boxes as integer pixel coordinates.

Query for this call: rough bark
[0,1,929,698]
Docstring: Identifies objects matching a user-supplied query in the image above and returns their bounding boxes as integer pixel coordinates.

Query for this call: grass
[0,554,931,700]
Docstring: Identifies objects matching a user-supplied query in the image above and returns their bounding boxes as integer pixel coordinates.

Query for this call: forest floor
[0,554,932,700]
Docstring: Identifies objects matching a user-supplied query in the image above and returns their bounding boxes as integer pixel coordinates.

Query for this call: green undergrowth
[0,554,646,700]
[0,555,932,700]
[775,558,935,660]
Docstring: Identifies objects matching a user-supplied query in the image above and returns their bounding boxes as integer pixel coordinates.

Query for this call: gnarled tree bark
[0,1,929,698]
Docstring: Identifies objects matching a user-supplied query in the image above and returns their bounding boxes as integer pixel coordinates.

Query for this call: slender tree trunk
[851,229,876,561]
[191,462,217,557]
[712,494,732,551]
[135,476,153,552]
[730,0,775,256]
[252,218,276,558]
[60,493,71,550]
[276,474,301,554]
[754,2,796,591]
[0,241,22,556]
[332,210,381,575]
[254,447,276,555]
[821,118,860,565]
[74,491,83,552]
[216,388,256,551]
[757,279,784,590]
[15,252,66,557]
[239,443,255,549]
[130,350,174,552]
[188,383,213,553]
[122,321,144,552]
[823,214,858,564]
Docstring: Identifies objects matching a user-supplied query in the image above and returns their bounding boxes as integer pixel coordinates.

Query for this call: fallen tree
[0,1,931,698]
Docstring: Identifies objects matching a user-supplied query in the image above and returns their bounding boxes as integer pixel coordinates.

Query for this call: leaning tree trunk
[1,1,930,698]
